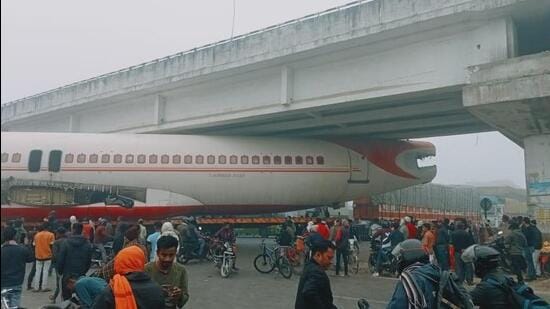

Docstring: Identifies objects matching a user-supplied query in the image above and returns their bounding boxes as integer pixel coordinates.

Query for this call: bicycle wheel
[254,254,275,273]
[277,256,293,279]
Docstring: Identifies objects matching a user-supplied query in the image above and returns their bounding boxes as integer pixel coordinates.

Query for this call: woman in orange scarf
[92,246,165,309]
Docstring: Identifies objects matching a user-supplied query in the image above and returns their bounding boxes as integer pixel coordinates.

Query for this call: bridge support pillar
[463,52,550,221]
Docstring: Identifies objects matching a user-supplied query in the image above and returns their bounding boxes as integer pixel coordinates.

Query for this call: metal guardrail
[2,0,370,108]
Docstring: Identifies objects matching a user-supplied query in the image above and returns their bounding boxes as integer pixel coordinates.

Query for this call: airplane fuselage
[1,132,436,220]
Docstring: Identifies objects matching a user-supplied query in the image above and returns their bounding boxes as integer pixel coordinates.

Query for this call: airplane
[0,132,436,222]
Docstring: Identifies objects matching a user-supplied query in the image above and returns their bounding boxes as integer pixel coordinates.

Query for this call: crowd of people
[1,212,548,309]
[0,212,240,309]
[295,214,548,309]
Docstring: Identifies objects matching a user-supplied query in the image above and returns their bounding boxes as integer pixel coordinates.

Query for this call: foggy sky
[1,0,526,188]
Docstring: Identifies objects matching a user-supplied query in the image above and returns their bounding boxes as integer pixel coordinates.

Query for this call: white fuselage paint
[1,132,432,207]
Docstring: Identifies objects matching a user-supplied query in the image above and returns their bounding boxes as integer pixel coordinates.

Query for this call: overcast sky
[1,0,526,188]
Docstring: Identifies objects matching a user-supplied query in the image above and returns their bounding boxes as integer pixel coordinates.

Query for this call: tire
[254,254,275,273]
[176,253,187,264]
[220,257,231,278]
[368,253,376,273]
[277,256,292,279]
[350,253,359,274]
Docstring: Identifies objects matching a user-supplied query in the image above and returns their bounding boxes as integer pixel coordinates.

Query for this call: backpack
[486,276,550,309]
[403,264,474,309]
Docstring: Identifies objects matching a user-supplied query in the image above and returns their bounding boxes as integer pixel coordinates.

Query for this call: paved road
[20,237,396,309]
[18,238,550,308]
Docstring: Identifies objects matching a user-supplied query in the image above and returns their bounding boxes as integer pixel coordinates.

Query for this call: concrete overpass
[2,0,549,209]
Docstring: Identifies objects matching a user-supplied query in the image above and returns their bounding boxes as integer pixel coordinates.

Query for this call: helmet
[461,245,500,277]
[381,221,390,229]
[391,239,428,272]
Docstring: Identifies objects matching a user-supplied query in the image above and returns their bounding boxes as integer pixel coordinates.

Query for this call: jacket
[533,225,543,250]
[522,225,537,247]
[91,272,165,309]
[57,235,93,276]
[387,263,441,308]
[436,225,450,246]
[505,230,527,256]
[295,260,337,309]
[469,269,511,309]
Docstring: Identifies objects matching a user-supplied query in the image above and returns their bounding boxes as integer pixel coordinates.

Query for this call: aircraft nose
[333,139,437,183]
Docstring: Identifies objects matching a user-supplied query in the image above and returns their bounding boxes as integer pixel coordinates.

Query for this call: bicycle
[253,239,292,279]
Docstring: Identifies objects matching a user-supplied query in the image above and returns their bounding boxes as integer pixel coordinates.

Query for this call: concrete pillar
[154,95,167,125]
[280,65,294,106]
[68,115,80,132]
[524,134,550,216]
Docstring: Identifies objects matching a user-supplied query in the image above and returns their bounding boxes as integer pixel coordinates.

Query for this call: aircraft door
[347,150,369,184]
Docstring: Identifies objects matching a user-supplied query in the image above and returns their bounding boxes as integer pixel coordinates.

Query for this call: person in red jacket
[405,216,417,239]
[316,219,330,240]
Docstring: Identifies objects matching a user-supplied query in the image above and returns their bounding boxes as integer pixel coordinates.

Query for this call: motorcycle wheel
[350,253,360,274]
[254,254,275,273]
[277,256,292,279]
[176,253,187,264]
[368,254,376,273]
[220,257,231,278]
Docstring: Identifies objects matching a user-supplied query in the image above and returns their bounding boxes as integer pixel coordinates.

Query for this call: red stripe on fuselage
[1,203,314,222]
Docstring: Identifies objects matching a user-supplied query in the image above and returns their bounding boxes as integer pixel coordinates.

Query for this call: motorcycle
[177,237,215,264]
[212,241,236,278]
[488,230,513,274]
[368,240,398,277]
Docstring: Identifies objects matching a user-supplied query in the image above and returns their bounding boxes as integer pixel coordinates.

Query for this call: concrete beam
[288,113,476,137]
[463,52,550,144]
[216,98,463,135]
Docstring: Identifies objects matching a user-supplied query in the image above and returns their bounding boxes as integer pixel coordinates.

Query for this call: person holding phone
[145,235,189,308]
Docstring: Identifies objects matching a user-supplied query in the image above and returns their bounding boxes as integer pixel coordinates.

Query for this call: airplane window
[306,156,314,165]
[295,156,303,165]
[77,154,86,164]
[161,155,169,164]
[126,154,134,164]
[230,155,238,164]
[196,155,204,164]
[12,153,21,163]
[263,156,271,165]
[137,154,146,164]
[173,155,181,164]
[251,156,259,165]
[274,156,282,165]
[65,154,74,164]
[207,155,215,164]
[1,153,8,163]
[149,154,158,164]
[219,155,227,164]
[101,154,110,163]
[316,156,325,165]
[284,156,292,165]
[113,154,122,164]
[48,150,63,172]
[241,155,249,164]
[89,154,98,164]
[28,150,42,172]
[184,155,192,164]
